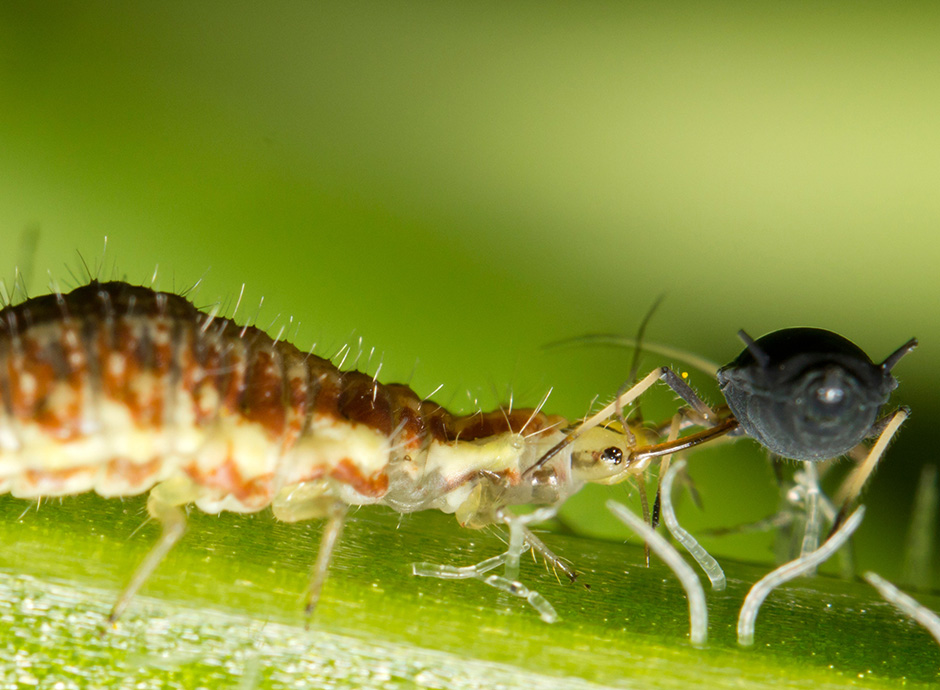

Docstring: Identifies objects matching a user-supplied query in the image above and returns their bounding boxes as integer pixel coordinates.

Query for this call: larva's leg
[412,507,564,622]
[271,484,348,621]
[514,523,577,583]
[304,501,348,620]
[412,555,559,623]
[109,476,199,624]
[831,407,909,533]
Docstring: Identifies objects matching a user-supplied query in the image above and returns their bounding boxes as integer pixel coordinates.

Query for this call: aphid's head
[716,328,916,461]
[569,425,643,484]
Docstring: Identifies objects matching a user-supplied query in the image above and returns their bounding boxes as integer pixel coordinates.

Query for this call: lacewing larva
[0,280,716,624]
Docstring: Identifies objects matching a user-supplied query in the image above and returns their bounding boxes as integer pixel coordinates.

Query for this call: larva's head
[569,425,646,485]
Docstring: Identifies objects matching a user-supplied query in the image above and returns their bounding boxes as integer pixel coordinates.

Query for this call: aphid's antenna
[545,335,721,379]
[737,329,771,369]
[628,293,666,389]
[881,338,918,372]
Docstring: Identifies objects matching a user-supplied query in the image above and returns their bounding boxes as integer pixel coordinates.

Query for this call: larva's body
[0,281,651,622]
[0,281,604,517]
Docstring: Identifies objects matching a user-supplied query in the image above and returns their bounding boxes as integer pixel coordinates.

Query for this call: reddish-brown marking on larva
[387,387,426,452]
[105,457,166,491]
[10,336,57,420]
[239,347,286,438]
[280,373,308,453]
[454,409,559,442]
[339,371,394,437]
[183,453,275,510]
[23,466,96,495]
[329,458,389,498]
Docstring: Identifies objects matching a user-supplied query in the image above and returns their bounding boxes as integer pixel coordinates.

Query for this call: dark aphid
[630,328,916,527]
[716,328,916,462]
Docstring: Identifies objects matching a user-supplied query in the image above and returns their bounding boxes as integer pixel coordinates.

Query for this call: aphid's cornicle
[0,281,663,623]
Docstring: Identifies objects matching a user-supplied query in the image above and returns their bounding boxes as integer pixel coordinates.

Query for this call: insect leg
[109,475,200,624]
[304,501,348,620]
[497,507,576,582]
[831,406,910,532]
[412,507,564,622]
[271,485,348,621]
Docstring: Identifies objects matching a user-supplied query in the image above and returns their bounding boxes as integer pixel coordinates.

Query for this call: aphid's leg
[109,475,200,624]
[797,462,822,575]
[901,464,938,589]
[650,412,684,532]
[737,507,866,647]
[636,472,651,567]
[831,407,909,532]
[659,460,726,590]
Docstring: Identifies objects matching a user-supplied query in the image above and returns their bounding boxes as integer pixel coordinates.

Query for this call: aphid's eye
[601,447,623,465]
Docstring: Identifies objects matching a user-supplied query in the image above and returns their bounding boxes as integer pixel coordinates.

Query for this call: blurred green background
[1,2,938,585]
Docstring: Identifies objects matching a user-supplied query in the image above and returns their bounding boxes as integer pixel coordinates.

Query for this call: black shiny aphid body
[716,328,902,461]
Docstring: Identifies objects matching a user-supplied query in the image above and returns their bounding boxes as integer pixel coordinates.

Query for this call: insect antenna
[736,329,771,368]
[881,338,918,372]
